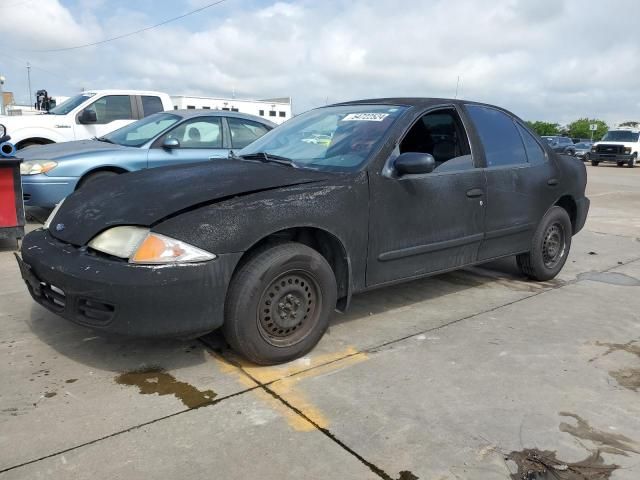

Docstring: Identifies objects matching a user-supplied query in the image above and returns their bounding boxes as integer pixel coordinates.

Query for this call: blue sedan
[20,110,275,208]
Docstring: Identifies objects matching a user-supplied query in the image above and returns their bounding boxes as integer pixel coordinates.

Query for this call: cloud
[1,0,638,124]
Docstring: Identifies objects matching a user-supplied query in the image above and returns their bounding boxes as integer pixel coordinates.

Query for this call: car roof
[169,109,276,126]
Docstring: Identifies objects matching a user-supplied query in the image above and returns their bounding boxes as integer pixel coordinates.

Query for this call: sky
[0,0,637,125]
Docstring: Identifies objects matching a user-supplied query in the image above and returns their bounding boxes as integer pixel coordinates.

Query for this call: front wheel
[628,154,637,168]
[78,170,119,189]
[591,160,599,166]
[516,206,572,281]
[223,242,337,365]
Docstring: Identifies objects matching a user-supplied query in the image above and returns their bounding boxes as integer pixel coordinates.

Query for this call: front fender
[9,126,69,145]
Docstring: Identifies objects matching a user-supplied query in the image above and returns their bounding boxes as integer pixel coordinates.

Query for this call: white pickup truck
[0,90,173,149]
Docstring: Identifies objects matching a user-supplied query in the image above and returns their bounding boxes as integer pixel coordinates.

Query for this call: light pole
[0,75,5,115]
[27,63,32,108]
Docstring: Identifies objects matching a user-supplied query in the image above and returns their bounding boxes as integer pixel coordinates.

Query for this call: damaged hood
[49,159,330,246]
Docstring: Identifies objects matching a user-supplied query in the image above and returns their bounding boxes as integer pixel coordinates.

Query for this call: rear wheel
[517,206,572,281]
[223,242,337,365]
[78,170,119,189]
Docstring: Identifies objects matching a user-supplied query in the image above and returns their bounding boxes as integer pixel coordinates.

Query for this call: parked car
[587,127,639,167]
[20,110,275,208]
[571,138,592,144]
[0,90,173,149]
[573,142,593,160]
[542,136,576,155]
[17,98,589,364]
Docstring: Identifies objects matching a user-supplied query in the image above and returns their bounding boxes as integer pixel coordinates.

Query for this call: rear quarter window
[141,96,164,117]
[466,105,527,167]
[516,124,547,165]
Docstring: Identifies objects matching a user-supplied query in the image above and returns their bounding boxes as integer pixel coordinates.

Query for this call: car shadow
[25,256,545,371]
[27,304,211,373]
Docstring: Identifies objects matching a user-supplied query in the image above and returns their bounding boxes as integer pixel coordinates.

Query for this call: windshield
[48,93,95,115]
[239,104,407,171]
[542,137,556,144]
[103,112,181,147]
[601,130,640,142]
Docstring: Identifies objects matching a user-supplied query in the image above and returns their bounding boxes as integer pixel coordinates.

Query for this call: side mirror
[162,137,180,149]
[395,152,436,176]
[78,109,97,124]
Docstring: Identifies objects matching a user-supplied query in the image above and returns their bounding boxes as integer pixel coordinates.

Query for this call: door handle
[547,178,559,186]
[466,188,484,198]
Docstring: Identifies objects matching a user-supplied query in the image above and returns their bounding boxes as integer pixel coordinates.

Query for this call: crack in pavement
[3,255,639,475]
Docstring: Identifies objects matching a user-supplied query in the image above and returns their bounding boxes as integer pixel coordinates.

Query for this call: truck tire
[223,242,337,365]
[591,160,599,166]
[617,162,624,167]
[628,154,637,168]
[78,171,119,189]
[516,206,572,282]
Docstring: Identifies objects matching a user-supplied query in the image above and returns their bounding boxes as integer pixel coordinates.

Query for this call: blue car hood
[20,140,133,160]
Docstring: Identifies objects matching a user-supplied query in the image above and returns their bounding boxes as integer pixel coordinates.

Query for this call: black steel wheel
[223,242,337,365]
[257,270,323,347]
[517,206,572,281]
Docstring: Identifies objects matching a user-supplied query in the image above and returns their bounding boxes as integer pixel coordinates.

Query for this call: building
[170,95,292,124]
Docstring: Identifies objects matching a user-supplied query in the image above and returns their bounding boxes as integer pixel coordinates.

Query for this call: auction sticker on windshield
[341,113,390,122]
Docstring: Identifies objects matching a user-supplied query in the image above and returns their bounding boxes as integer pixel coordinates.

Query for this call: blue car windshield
[239,105,407,171]
[48,93,95,115]
[103,112,181,147]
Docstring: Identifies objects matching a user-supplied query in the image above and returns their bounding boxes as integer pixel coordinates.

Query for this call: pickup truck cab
[587,127,639,168]
[0,90,172,149]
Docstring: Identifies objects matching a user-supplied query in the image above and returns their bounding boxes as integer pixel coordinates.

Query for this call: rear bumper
[21,175,77,208]
[19,229,242,337]
[574,196,590,235]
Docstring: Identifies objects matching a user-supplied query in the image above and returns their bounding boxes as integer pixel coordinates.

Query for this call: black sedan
[17,98,589,364]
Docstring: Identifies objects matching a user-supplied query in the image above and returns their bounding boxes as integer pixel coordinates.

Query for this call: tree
[619,121,639,128]
[567,118,608,141]
[526,121,560,136]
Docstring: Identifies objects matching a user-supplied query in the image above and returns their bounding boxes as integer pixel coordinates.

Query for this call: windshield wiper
[94,136,114,144]
[238,152,298,168]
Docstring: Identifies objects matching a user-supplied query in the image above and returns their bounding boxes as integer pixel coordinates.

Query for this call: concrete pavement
[1,164,639,479]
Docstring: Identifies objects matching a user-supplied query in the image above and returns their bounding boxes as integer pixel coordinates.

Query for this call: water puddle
[115,368,217,409]
[577,271,640,286]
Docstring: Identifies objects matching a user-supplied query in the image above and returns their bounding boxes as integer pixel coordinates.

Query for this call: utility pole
[26,62,32,107]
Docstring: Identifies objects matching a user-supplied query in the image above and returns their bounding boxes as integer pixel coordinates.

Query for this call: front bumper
[588,152,633,163]
[21,175,77,208]
[18,229,242,337]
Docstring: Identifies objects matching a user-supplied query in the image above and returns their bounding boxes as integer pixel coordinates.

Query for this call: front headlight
[0,124,6,138]
[591,146,597,152]
[88,226,216,264]
[44,198,65,230]
[20,160,58,175]
[624,147,632,154]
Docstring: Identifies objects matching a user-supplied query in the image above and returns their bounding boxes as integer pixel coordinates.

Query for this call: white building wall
[170,96,292,124]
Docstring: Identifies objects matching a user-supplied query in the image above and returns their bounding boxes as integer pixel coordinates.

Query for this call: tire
[516,206,572,282]
[617,162,624,167]
[78,170,119,189]
[628,154,637,168]
[591,160,599,166]
[223,242,337,365]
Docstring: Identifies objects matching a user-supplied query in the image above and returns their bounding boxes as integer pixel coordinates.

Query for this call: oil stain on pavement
[505,413,639,479]
[115,368,216,409]
[591,340,640,392]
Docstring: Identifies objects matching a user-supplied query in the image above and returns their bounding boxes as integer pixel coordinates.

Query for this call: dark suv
[542,136,576,155]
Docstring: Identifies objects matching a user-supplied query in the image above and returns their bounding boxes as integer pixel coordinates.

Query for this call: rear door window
[164,117,223,149]
[228,117,271,149]
[466,105,527,167]
[516,124,547,165]
[141,96,164,117]
[85,95,134,124]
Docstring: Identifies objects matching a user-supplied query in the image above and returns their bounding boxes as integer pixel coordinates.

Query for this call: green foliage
[567,118,608,140]
[526,121,560,136]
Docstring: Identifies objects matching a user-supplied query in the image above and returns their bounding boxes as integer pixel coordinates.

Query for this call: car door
[366,106,486,286]
[146,116,227,168]
[75,95,138,139]
[463,104,560,260]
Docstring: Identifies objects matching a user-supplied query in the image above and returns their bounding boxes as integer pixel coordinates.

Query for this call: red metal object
[0,157,25,241]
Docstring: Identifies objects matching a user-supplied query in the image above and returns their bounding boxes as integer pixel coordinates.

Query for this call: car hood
[20,139,133,160]
[49,159,331,246]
